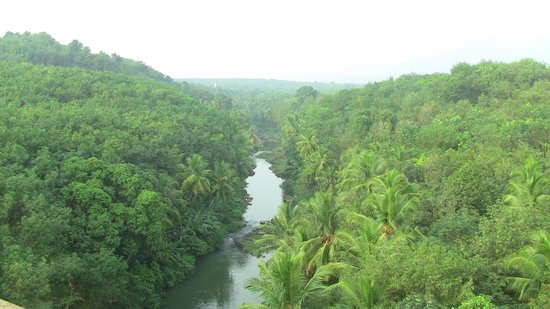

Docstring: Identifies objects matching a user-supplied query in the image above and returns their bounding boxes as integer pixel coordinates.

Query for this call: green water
[162,158,282,308]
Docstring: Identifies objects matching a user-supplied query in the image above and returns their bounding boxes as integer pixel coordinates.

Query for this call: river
[162,156,283,308]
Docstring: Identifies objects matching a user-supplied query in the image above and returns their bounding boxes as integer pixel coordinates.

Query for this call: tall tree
[366,170,418,237]
[210,161,237,202]
[256,203,303,252]
[298,192,344,269]
[244,250,341,309]
[180,154,212,197]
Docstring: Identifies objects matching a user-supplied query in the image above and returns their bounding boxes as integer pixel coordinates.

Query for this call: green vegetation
[2,31,549,309]
[0,34,254,308]
[178,78,359,94]
[244,59,550,308]
[177,80,358,150]
[0,32,170,81]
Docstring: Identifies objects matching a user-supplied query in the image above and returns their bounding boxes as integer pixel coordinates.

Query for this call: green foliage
[504,230,550,301]
[374,240,477,307]
[0,38,254,308]
[243,249,345,309]
[180,154,212,197]
[393,294,445,309]
[0,32,170,81]
[256,203,303,252]
[366,170,418,237]
[3,33,550,308]
[439,162,501,214]
[455,295,496,309]
[528,289,550,308]
[248,59,550,308]
[505,157,549,208]
[429,208,480,245]
[329,272,383,308]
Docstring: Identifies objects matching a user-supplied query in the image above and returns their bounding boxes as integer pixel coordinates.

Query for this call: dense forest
[1,31,549,309]
[0,33,255,308]
[244,59,550,308]
[177,79,357,149]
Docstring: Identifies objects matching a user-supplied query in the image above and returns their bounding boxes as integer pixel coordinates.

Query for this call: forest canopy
[245,58,550,308]
[1,31,549,309]
[0,34,255,308]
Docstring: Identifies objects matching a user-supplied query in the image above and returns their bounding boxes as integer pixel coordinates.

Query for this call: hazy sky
[1,0,550,82]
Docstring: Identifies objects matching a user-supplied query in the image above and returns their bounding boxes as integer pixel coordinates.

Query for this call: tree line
[0,32,171,82]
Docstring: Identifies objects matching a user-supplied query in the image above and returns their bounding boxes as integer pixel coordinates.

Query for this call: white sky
[1,0,550,82]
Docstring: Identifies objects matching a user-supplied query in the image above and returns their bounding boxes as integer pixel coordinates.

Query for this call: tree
[256,203,303,252]
[338,213,384,264]
[366,170,418,237]
[296,133,319,159]
[210,161,236,202]
[374,240,477,307]
[301,150,330,189]
[439,162,501,214]
[297,192,344,269]
[295,86,318,104]
[505,230,550,301]
[336,150,384,193]
[0,43,256,308]
[180,154,212,197]
[243,250,341,309]
[329,272,383,308]
[336,150,385,208]
[505,158,549,208]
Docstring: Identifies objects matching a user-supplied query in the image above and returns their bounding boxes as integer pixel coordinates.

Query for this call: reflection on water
[162,158,282,308]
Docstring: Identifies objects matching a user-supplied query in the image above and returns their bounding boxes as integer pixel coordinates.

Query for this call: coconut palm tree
[315,165,338,192]
[233,145,255,178]
[180,154,212,197]
[256,203,303,252]
[243,249,344,309]
[337,213,385,265]
[297,192,345,270]
[296,133,319,159]
[366,170,418,237]
[151,172,186,227]
[336,150,385,193]
[505,158,549,208]
[282,114,301,139]
[328,273,383,309]
[302,150,329,187]
[210,161,237,202]
[335,150,385,208]
[505,230,550,301]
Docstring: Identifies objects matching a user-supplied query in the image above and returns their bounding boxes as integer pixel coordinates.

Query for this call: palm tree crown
[181,154,212,197]
[505,230,550,301]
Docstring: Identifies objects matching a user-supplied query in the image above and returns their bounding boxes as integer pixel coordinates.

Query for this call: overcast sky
[1,0,550,82]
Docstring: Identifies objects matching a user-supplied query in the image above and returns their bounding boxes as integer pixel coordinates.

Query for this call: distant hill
[178,78,360,94]
[0,31,171,82]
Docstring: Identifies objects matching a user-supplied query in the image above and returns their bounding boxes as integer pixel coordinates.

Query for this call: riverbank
[234,224,267,256]
[161,157,283,308]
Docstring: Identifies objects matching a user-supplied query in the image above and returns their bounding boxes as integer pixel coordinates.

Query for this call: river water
[162,157,283,308]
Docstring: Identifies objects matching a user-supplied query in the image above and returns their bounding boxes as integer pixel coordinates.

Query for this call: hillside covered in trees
[0,32,171,81]
[1,31,549,309]
[246,59,550,308]
[176,79,358,150]
[0,34,255,308]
